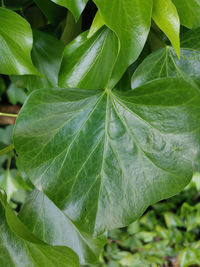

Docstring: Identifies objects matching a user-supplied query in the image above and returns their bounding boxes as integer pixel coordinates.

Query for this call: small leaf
[19,190,106,265]
[0,8,39,75]
[49,0,88,21]
[0,190,79,267]
[152,0,180,57]
[14,78,200,235]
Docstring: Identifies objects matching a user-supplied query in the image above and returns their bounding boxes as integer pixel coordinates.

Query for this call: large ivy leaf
[50,0,88,21]
[0,8,39,75]
[172,0,200,29]
[14,78,200,235]
[152,0,180,57]
[0,190,79,267]
[131,47,200,89]
[12,30,65,92]
[19,190,106,265]
[93,0,153,88]
[59,27,118,90]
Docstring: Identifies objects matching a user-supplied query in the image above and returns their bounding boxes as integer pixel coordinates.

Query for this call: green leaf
[33,0,66,23]
[0,8,39,75]
[172,0,200,29]
[7,83,27,105]
[93,0,153,88]
[181,27,200,50]
[14,78,200,235]
[19,190,106,265]
[49,0,88,21]
[59,27,119,90]
[0,190,79,267]
[88,11,105,38]
[131,47,200,89]
[152,0,180,57]
[179,247,200,267]
[12,30,65,91]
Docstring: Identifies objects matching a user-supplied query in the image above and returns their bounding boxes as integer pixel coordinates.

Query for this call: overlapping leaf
[92,0,153,87]
[0,8,39,75]
[50,0,88,21]
[172,0,200,29]
[19,190,106,265]
[59,27,118,89]
[12,30,65,92]
[131,46,200,89]
[14,78,200,235]
[152,0,180,57]
[0,190,79,267]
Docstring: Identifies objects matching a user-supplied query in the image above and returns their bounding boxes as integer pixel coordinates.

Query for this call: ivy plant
[0,0,200,265]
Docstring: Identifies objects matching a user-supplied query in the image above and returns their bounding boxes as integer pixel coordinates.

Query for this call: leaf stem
[0,112,18,118]
[0,144,15,156]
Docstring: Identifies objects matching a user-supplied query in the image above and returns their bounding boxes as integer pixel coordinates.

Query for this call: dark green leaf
[34,0,66,23]
[181,27,200,50]
[12,30,65,91]
[19,190,106,265]
[0,190,79,267]
[0,8,39,75]
[14,78,200,235]
[131,47,200,89]
[59,27,119,90]
[93,0,153,88]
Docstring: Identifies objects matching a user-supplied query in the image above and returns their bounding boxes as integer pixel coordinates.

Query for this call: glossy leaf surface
[93,0,153,87]
[0,8,39,75]
[14,79,200,235]
[59,27,118,90]
[152,0,180,57]
[131,47,200,89]
[0,190,79,267]
[13,30,65,91]
[172,0,200,28]
[50,0,88,21]
[19,190,106,265]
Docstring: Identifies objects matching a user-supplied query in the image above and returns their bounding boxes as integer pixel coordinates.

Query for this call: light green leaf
[152,0,180,57]
[0,8,39,75]
[172,0,200,29]
[88,11,105,38]
[59,27,119,90]
[93,0,153,88]
[131,47,200,89]
[179,247,200,267]
[49,0,88,21]
[0,190,79,267]
[19,190,106,265]
[14,78,200,235]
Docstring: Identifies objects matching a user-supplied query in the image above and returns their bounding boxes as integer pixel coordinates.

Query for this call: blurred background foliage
[0,0,200,266]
